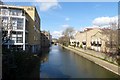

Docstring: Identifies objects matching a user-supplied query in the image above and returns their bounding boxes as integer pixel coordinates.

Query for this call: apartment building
[0,5,41,53]
[41,31,51,48]
[74,28,118,53]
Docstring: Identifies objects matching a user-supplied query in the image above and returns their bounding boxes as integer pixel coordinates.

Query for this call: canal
[40,45,120,78]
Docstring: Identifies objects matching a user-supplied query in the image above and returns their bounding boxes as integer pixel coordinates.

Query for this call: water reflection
[40,47,51,63]
[40,45,120,78]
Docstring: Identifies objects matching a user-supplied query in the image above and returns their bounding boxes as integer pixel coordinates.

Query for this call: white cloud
[51,30,63,39]
[65,17,70,21]
[51,24,73,39]
[35,0,61,11]
[92,16,118,26]
[62,24,70,28]
[61,24,74,31]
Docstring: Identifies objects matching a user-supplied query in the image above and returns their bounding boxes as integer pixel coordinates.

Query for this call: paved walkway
[68,46,117,64]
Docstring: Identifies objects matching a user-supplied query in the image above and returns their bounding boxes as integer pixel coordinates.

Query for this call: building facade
[41,31,51,48]
[74,28,118,53]
[70,39,79,47]
[0,5,41,53]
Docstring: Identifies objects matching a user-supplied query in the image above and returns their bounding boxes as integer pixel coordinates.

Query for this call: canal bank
[60,44,120,76]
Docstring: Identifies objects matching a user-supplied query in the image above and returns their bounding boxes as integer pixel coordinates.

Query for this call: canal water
[40,45,120,78]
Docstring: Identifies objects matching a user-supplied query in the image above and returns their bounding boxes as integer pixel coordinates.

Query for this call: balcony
[9,9,23,16]
[0,8,24,16]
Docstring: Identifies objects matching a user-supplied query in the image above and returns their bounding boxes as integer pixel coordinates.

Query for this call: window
[11,18,24,30]
[2,17,8,27]
[11,31,23,43]
[82,41,86,45]
[11,37,16,43]
[1,9,9,15]
[16,32,23,43]
[91,41,94,46]
[16,37,23,43]
[12,18,17,30]
[17,18,23,29]
[10,9,22,16]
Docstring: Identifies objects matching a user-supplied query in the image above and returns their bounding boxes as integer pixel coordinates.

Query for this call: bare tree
[101,21,119,64]
[58,35,70,46]
[58,27,75,46]
[62,27,75,38]
[109,22,118,52]
[101,22,118,53]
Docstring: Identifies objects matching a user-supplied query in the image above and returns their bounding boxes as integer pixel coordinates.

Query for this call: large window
[11,31,23,43]
[2,17,24,30]
[17,18,23,29]
[16,37,23,43]
[16,32,23,43]
[11,18,24,30]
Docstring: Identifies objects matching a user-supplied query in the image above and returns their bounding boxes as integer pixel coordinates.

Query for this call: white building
[0,6,26,50]
[1,5,41,53]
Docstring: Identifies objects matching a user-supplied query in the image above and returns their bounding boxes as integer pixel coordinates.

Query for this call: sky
[2,1,118,39]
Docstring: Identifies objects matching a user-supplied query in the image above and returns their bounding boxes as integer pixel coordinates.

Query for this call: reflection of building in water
[41,56,49,63]
[40,47,50,63]
[40,53,49,63]
[41,30,52,48]
[73,28,118,53]
[1,5,41,53]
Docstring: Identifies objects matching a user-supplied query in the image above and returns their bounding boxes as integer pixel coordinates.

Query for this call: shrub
[80,44,82,48]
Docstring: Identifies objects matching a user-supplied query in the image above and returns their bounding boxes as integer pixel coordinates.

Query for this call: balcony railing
[0,9,24,16]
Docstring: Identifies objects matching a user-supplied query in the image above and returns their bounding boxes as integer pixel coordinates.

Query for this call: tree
[101,21,120,64]
[62,27,75,38]
[101,22,118,53]
[58,36,69,46]
[58,27,75,46]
